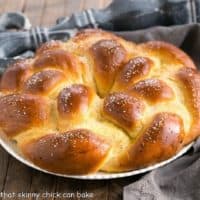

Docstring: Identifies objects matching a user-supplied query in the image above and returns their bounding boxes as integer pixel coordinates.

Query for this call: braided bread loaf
[0,29,199,175]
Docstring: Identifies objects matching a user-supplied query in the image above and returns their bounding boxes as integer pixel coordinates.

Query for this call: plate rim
[0,134,194,180]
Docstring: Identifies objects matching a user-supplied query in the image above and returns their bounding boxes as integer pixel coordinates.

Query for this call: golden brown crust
[119,113,184,171]
[140,41,196,68]
[33,49,81,79]
[23,69,66,95]
[177,67,200,144]
[20,129,111,174]
[0,60,32,92]
[0,94,49,137]
[57,84,94,120]
[103,92,144,133]
[36,40,64,55]
[130,79,174,103]
[0,29,199,175]
[90,39,127,96]
[114,57,153,90]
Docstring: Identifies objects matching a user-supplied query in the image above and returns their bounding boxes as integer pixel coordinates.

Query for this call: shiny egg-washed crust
[0,29,199,174]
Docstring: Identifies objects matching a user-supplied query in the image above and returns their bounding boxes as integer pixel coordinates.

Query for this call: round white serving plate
[0,133,193,180]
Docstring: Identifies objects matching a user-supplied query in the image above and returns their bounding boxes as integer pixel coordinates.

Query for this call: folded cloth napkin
[119,24,200,200]
[124,138,200,200]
